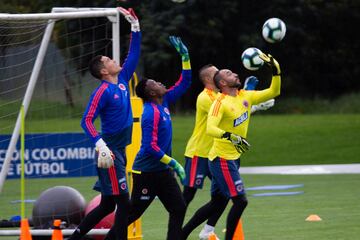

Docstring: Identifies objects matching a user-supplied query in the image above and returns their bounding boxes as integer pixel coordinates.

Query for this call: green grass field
[1,113,360,239]
[1,174,360,240]
[1,114,360,166]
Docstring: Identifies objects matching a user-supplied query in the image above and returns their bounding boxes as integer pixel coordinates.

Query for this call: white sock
[203,224,215,233]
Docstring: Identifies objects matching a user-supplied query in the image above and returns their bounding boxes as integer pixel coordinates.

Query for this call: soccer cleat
[199,230,220,240]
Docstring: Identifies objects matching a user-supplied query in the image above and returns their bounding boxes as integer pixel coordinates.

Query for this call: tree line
[1,0,359,109]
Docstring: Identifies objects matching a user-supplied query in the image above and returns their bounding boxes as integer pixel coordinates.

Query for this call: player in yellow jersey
[182,64,275,240]
[182,64,228,240]
[207,53,281,240]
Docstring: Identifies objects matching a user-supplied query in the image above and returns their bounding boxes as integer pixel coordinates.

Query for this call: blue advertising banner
[0,133,96,179]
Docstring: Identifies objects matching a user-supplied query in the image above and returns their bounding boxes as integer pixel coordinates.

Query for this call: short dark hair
[135,78,151,101]
[198,64,214,83]
[213,70,222,90]
[88,55,104,80]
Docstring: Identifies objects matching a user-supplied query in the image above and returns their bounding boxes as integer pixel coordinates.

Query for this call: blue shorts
[209,157,245,198]
[183,156,211,189]
[93,148,128,196]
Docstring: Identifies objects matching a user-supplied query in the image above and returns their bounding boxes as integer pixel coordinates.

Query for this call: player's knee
[208,193,228,209]
[100,201,116,214]
[170,200,187,216]
[232,194,248,209]
[183,186,197,205]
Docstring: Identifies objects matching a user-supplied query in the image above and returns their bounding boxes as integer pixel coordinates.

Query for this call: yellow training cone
[305,214,322,221]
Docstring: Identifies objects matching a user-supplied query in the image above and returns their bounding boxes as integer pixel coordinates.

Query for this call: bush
[262,92,360,114]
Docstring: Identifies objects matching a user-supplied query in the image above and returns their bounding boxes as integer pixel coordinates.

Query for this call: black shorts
[129,169,186,220]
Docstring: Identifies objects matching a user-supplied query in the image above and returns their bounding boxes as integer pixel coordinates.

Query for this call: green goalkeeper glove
[169,36,189,62]
[168,159,186,184]
[222,132,250,153]
[259,53,281,76]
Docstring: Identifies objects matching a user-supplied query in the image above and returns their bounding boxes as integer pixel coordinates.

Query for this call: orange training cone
[51,219,63,240]
[208,232,218,240]
[305,214,322,222]
[20,218,32,240]
[233,219,245,240]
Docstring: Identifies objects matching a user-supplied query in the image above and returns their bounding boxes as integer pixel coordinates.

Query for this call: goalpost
[0,7,142,239]
[0,7,120,192]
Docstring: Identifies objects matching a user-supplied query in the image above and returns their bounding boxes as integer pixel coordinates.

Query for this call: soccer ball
[241,47,264,71]
[262,18,286,43]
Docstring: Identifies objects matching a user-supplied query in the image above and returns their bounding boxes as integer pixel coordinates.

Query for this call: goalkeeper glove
[118,7,140,32]
[251,99,275,113]
[259,53,281,76]
[169,36,190,62]
[96,139,115,168]
[243,76,259,90]
[222,132,250,153]
[168,159,186,184]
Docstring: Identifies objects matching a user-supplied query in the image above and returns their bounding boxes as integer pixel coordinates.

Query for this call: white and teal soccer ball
[262,18,286,43]
[241,47,264,71]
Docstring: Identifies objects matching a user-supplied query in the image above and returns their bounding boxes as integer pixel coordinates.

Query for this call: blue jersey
[132,70,192,172]
[81,31,141,147]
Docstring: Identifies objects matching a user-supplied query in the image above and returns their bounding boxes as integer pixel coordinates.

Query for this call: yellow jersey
[184,88,217,158]
[207,75,281,160]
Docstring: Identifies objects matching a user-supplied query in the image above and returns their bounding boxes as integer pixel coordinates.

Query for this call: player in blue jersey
[69,7,141,240]
[129,36,191,240]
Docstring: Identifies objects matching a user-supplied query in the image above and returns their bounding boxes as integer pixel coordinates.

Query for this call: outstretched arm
[165,36,192,104]
[117,7,141,82]
[250,53,281,105]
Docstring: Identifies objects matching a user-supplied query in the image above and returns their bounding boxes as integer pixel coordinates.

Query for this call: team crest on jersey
[114,94,119,99]
[243,100,249,108]
[195,179,202,185]
[142,188,148,194]
[236,184,244,193]
[118,83,126,91]
[164,107,170,115]
[233,112,248,127]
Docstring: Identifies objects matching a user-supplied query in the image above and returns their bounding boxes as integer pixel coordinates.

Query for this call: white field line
[240,164,360,175]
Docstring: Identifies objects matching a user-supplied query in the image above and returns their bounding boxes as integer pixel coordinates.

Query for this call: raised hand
[259,53,281,76]
[169,36,189,61]
[118,7,140,32]
[243,76,259,90]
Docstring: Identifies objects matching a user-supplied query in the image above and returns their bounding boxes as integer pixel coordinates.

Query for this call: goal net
[0,8,142,238]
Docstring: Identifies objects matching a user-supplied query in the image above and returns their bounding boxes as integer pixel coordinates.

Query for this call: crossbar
[0,9,117,20]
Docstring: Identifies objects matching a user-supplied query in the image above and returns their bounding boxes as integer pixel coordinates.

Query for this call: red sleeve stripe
[85,83,108,137]
[166,74,183,92]
[220,158,237,197]
[150,103,161,152]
